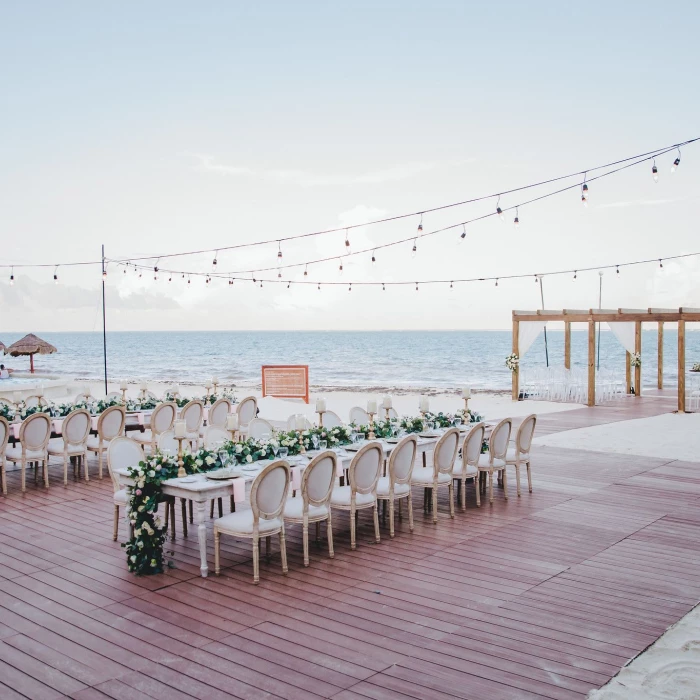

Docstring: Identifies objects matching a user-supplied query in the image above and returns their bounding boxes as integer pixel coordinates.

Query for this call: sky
[1,1,699,332]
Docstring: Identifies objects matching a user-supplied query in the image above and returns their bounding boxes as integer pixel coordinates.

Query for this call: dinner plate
[384,438,401,444]
[206,470,242,480]
[419,432,441,438]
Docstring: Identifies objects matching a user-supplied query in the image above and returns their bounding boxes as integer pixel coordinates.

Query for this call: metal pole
[539,276,549,367]
[101,245,108,395]
[597,272,603,370]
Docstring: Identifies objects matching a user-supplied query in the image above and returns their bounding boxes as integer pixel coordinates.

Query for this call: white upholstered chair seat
[215,510,283,536]
[114,488,128,506]
[47,438,87,456]
[477,454,506,469]
[330,486,375,508]
[452,463,478,478]
[283,498,329,521]
[87,435,111,451]
[411,467,452,485]
[133,430,155,445]
[506,447,529,462]
[6,446,46,461]
[375,477,410,497]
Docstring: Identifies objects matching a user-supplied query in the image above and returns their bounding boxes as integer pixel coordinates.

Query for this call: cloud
[598,197,689,209]
[647,256,700,307]
[187,153,457,187]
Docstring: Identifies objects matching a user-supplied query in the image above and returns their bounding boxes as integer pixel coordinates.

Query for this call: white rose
[138,506,145,512]
[260,449,266,457]
[148,470,155,477]
[205,455,216,465]
[130,555,137,562]
[235,444,243,453]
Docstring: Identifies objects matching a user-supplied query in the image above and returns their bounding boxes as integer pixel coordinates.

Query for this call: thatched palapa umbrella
[5,333,57,373]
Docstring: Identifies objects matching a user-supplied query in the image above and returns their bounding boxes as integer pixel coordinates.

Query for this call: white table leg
[195,500,209,577]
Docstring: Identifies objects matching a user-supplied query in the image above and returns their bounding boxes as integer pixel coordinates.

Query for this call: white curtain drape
[519,321,548,357]
[606,322,636,354]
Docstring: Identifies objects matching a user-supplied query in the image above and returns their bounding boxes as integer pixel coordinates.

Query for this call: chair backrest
[248,418,274,440]
[157,430,178,455]
[516,414,537,454]
[98,405,126,441]
[322,410,343,428]
[20,413,51,451]
[388,434,417,486]
[203,425,230,450]
[349,406,369,425]
[387,407,398,420]
[236,396,257,426]
[107,436,144,493]
[74,392,91,403]
[302,450,337,508]
[489,418,512,461]
[63,409,91,447]
[286,414,312,430]
[348,441,383,495]
[151,401,177,435]
[461,423,485,472]
[0,416,9,452]
[181,400,204,432]
[433,428,460,476]
[208,398,232,428]
[24,395,48,409]
[250,460,290,521]
[105,391,121,401]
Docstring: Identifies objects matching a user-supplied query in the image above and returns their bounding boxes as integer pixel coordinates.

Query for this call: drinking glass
[454,416,462,427]
[311,434,320,450]
[279,447,289,459]
[319,440,328,450]
[218,451,229,469]
[260,432,271,443]
[357,433,365,443]
[271,442,279,458]
[349,431,357,444]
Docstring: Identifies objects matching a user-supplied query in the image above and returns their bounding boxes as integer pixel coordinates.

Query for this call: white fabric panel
[518,321,547,357]
[606,322,636,354]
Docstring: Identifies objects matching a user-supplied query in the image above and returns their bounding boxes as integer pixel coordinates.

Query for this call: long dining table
[116,432,466,577]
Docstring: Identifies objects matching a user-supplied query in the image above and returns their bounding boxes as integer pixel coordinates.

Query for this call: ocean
[1,330,698,391]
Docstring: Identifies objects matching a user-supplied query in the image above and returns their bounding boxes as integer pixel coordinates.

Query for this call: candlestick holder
[212,382,219,396]
[175,435,187,478]
[384,407,391,421]
[317,410,326,428]
[367,412,376,440]
[139,389,147,401]
[298,431,306,454]
[121,388,128,405]
[462,397,470,415]
[228,429,239,443]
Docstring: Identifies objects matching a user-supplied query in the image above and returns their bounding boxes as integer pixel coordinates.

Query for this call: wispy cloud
[598,197,689,209]
[187,153,468,187]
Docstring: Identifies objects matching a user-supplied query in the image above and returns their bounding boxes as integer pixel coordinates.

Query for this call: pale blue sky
[1,1,699,331]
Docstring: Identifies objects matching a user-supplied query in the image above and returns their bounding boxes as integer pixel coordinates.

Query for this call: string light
[659,259,663,268]
[495,278,499,286]
[671,149,681,173]
[449,281,453,290]
[348,283,352,292]
[338,259,343,274]
[582,175,589,206]
[168,275,172,283]
[496,196,504,221]
[573,270,577,279]
[514,207,520,228]
[277,271,282,278]
[616,265,620,275]
[345,229,351,250]
[415,282,419,291]
[304,264,308,277]
[287,281,291,289]
[317,282,321,290]
[10,267,14,285]
[652,160,659,182]
[460,224,466,241]
[212,252,218,268]
[371,251,376,266]
[412,240,417,258]
[277,242,283,261]
[417,214,423,233]
[534,274,538,284]
[102,266,107,280]
[53,266,59,284]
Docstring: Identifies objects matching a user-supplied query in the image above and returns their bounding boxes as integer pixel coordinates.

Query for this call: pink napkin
[203,407,209,421]
[91,417,98,431]
[53,419,63,435]
[137,412,145,426]
[12,424,20,440]
[291,466,303,491]
[232,478,246,503]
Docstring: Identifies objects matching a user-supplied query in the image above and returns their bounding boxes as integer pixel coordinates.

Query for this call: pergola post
[657,322,664,390]
[564,322,571,370]
[634,321,642,397]
[678,320,686,412]
[587,317,596,407]
[512,317,520,401]
[625,352,632,393]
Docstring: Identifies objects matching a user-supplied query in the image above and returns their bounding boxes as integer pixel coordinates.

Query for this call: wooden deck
[1,395,699,699]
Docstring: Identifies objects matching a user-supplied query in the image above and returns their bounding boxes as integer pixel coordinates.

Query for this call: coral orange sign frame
[261,365,310,404]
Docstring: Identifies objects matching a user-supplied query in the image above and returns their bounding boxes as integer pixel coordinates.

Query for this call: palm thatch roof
[5,333,57,357]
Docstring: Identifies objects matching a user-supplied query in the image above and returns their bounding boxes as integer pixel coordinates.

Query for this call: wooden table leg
[195,501,209,577]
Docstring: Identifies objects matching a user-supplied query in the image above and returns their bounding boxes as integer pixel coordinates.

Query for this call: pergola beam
[658,322,664,390]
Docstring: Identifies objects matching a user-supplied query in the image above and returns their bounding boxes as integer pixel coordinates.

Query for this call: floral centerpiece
[505,353,519,372]
[457,408,484,424]
[0,403,15,421]
[94,396,123,413]
[163,393,190,408]
[630,352,642,368]
[202,389,238,405]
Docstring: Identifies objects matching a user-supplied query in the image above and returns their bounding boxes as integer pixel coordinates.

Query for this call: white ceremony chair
[321,410,343,428]
[74,391,92,404]
[236,396,258,435]
[157,430,178,455]
[284,450,336,566]
[248,418,275,440]
[24,395,49,409]
[506,414,536,496]
[47,408,91,485]
[477,417,512,504]
[452,423,485,509]
[200,398,232,437]
[410,428,460,523]
[349,406,369,425]
[203,425,230,450]
[0,416,9,496]
[180,399,204,449]
[386,407,399,420]
[285,414,312,431]
[214,460,291,584]
[107,437,144,541]
[134,401,176,454]
[330,441,382,550]
[87,405,126,479]
[105,391,122,402]
[376,434,417,537]
[6,413,52,492]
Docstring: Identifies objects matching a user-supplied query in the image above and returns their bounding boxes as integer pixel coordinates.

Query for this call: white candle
[212,376,219,385]
[295,414,306,431]
[204,380,212,390]
[419,396,430,412]
[316,398,326,412]
[461,386,471,398]
[120,380,128,391]
[12,392,20,404]
[382,395,392,409]
[174,420,187,438]
[226,413,239,431]
[367,400,377,414]
[38,384,45,396]
[172,384,180,394]
[140,381,148,391]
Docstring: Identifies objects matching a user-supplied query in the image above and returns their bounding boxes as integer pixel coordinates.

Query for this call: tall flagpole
[101,244,108,395]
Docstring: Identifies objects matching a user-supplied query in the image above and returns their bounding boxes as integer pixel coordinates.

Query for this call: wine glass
[454,416,462,427]
[311,434,320,451]
[218,450,229,470]
[319,440,328,450]
[271,441,279,459]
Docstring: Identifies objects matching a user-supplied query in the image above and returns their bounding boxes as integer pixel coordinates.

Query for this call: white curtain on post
[606,322,636,354]
[519,321,548,357]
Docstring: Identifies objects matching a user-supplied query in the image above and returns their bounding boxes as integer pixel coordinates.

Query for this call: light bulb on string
[277,241,282,261]
[671,149,681,173]
[187,276,191,285]
[449,281,453,291]
[348,283,352,292]
[138,271,142,279]
[304,264,308,277]
[513,207,520,228]
[103,265,108,280]
[573,270,577,280]
[417,214,423,233]
[212,252,218,268]
[659,259,663,269]
[260,280,263,288]
[9,267,14,285]
[415,282,419,291]
[317,282,321,291]
[338,259,343,275]
[616,265,620,276]
[53,266,59,285]
[345,229,351,251]
[582,177,589,206]
[411,240,417,258]
[460,224,466,242]
[534,274,538,284]
[496,196,505,221]
[277,271,282,278]
[495,278,499,287]
[168,276,172,283]
[652,160,659,182]
[371,251,376,266]
[287,281,291,289]
[382,283,386,291]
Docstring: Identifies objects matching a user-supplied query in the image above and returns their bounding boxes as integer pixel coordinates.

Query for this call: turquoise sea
[0,330,698,391]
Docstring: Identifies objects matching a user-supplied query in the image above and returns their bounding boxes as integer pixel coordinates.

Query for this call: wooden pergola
[512,307,700,410]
